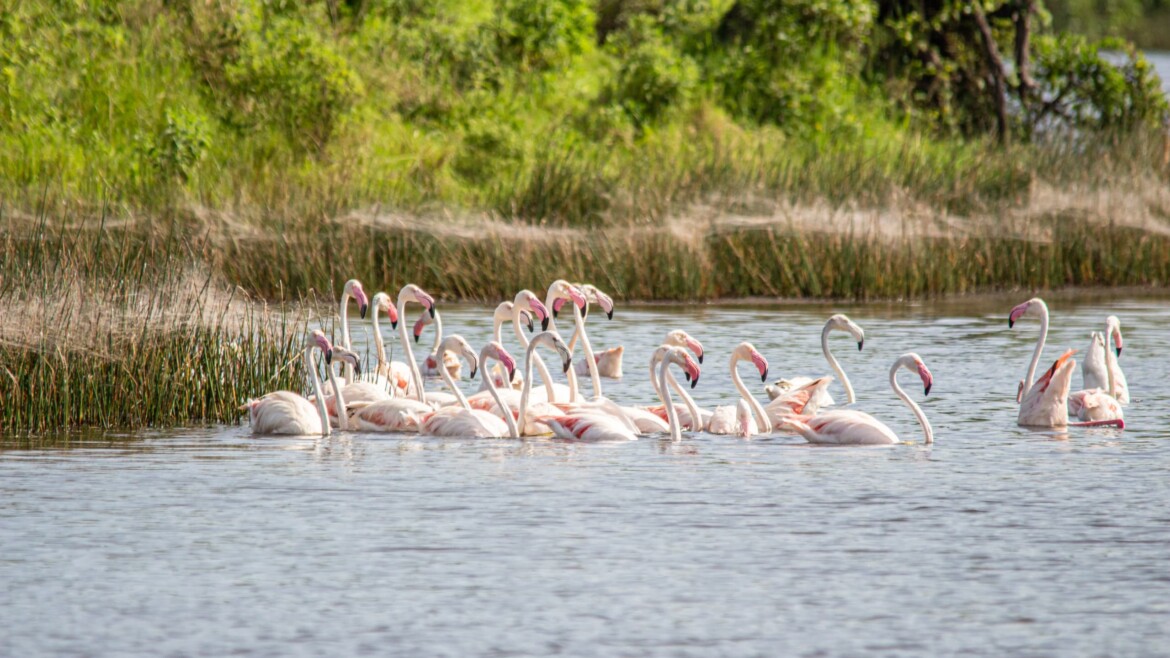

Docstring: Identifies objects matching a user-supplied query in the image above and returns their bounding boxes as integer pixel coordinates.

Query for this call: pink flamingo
[556,284,624,379]
[781,353,934,445]
[642,330,707,429]
[478,301,533,391]
[468,331,576,436]
[706,343,773,436]
[239,331,335,436]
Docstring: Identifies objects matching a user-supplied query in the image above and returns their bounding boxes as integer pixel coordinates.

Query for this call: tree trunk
[972,2,1011,146]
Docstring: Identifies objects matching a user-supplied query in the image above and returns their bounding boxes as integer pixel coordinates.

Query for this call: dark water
[3,292,1169,657]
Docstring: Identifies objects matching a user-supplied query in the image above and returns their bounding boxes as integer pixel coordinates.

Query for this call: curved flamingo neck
[480,346,519,438]
[566,300,588,352]
[513,303,557,401]
[658,357,682,442]
[1104,336,1117,396]
[572,304,602,399]
[437,349,471,411]
[339,291,354,382]
[430,311,444,353]
[731,353,771,433]
[1023,304,1049,396]
[652,354,704,431]
[398,296,426,402]
[325,359,348,431]
[891,363,932,444]
[305,346,330,437]
[823,323,854,404]
[518,338,548,433]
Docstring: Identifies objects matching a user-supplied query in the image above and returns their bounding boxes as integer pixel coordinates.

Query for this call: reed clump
[0,213,310,436]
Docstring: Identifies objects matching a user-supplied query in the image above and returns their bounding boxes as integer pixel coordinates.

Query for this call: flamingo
[642,330,708,430]
[526,282,586,403]
[706,343,773,436]
[362,292,407,392]
[780,353,934,445]
[765,313,864,409]
[1009,298,1124,429]
[479,301,533,392]
[1083,316,1129,404]
[420,339,520,438]
[556,284,624,379]
[1072,332,1125,426]
[412,309,463,380]
[392,284,437,402]
[323,346,361,430]
[239,331,334,436]
[337,279,369,383]
[544,346,700,442]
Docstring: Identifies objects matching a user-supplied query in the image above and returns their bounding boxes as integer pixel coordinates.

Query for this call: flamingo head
[535,331,573,373]
[372,292,398,329]
[516,290,550,330]
[666,346,702,389]
[401,284,436,317]
[548,280,587,317]
[485,341,517,383]
[735,342,769,382]
[896,353,933,396]
[412,311,432,343]
[1008,297,1047,328]
[308,330,333,363]
[437,335,477,380]
[582,284,615,320]
[343,279,369,319]
[826,314,865,351]
[331,345,362,376]
[665,329,704,364]
[1106,315,1123,356]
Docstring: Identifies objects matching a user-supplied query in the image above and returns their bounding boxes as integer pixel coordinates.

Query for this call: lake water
[3,292,1169,657]
[1148,50,1170,94]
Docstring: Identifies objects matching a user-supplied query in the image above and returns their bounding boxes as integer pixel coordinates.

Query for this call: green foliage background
[0,0,1165,225]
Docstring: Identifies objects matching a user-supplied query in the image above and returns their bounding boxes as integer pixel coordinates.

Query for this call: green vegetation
[1048,0,1170,49]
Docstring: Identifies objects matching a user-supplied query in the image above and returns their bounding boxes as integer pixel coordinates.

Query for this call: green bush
[600,16,699,127]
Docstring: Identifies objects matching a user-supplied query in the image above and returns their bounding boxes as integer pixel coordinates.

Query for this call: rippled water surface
[4,293,1170,657]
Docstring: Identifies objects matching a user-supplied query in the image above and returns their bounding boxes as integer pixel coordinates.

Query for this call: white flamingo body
[241,332,333,436]
[781,353,934,445]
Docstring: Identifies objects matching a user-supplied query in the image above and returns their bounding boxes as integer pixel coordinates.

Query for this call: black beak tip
[691,376,699,389]
[1116,347,1122,357]
[542,318,550,331]
[858,340,864,351]
[606,310,613,320]
[698,354,704,364]
[470,368,478,380]
[581,306,588,320]
[925,383,932,396]
[428,306,436,318]
[391,320,398,330]
[325,349,333,364]
[553,309,559,319]
[354,363,362,376]
[359,304,368,319]
[509,368,516,383]
[1009,319,1015,328]
[761,371,768,383]
[527,321,534,332]
[562,361,571,373]
[414,335,420,343]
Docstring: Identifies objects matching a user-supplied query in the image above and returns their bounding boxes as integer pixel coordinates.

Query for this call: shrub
[600,15,698,127]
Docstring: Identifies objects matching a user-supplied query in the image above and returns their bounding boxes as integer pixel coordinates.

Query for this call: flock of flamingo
[240,281,1129,444]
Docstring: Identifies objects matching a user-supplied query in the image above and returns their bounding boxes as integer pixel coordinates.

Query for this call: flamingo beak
[918,362,934,396]
[1113,329,1123,357]
[1008,301,1029,328]
[750,351,769,383]
[352,359,362,377]
[352,286,369,320]
[858,339,864,351]
[529,298,550,330]
[685,336,704,364]
[569,285,587,310]
[386,303,399,330]
[552,297,564,319]
[324,348,333,364]
[562,358,571,373]
[470,366,478,379]
[542,317,550,331]
[412,316,426,343]
[416,290,436,318]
